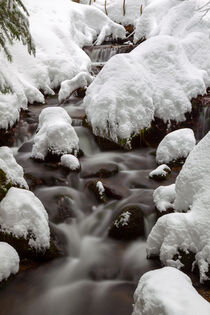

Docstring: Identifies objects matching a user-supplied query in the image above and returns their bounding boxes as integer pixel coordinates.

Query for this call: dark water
[0,46,209,315]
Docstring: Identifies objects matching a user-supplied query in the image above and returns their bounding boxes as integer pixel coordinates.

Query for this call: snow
[96,181,105,198]
[0,187,50,250]
[134,0,210,43]
[174,130,210,211]
[84,0,210,146]
[156,129,196,164]
[0,0,125,129]
[0,146,28,189]
[61,154,80,171]
[153,184,175,213]
[132,267,210,315]
[84,33,208,146]
[147,132,210,282]
[149,164,171,179]
[0,94,20,130]
[80,0,145,26]
[114,211,131,228]
[0,242,19,282]
[58,72,94,103]
[31,107,79,160]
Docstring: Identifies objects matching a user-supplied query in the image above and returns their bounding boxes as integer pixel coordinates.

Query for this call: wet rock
[54,196,75,223]
[149,164,171,181]
[18,140,33,153]
[108,206,145,241]
[81,161,118,178]
[173,250,196,273]
[156,206,175,218]
[0,230,60,262]
[86,180,107,203]
[101,182,123,200]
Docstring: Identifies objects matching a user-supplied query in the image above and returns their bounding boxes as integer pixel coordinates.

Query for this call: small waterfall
[83,44,135,63]
[83,44,137,75]
[195,106,210,140]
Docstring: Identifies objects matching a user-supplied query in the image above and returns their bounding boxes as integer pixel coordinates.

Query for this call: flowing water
[0,45,209,315]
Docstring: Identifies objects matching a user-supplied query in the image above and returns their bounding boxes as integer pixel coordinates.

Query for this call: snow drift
[80,0,145,26]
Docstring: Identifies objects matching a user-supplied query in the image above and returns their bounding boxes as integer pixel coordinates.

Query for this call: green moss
[0,169,13,201]
[0,230,60,261]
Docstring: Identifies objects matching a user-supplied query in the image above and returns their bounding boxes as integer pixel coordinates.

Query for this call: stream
[0,43,209,315]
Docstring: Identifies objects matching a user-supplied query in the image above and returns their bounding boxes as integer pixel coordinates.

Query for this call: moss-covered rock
[0,229,61,262]
[108,206,145,241]
[0,169,14,201]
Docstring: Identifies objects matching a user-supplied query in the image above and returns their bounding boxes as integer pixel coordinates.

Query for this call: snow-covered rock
[0,187,50,250]
[132,267,210,315]
[96,181,105,199]
[0,146,28,189]
[0,242,19,282]
[84,33,208,146]
[153,184,175,213]
[31,107,79,160]
[114,211,131,229]
[147,132,210,282]
[174,131,210,211]
[149,164,171,180]
[84,0,210,147]
[0,0,125,129]
[58,72,94,103]
[80,0,145,26]
[156,129,196,164]
[61,154,80,171]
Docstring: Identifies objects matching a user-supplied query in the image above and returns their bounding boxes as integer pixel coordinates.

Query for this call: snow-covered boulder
[147,132,210,282]
[61,154,80,171]
[156,129,196,164]
[149,164,171,180]
[174,131,210,211]
[84,34,208,147]
[0,187,50,251]
[84,0,210,147]
[153,184,175,213]
[31,107,79,160]
[0,146,28,201]
[80,0,145,27]
[0,242,19,282]
[0,0,125,129]
[132,267,210,315]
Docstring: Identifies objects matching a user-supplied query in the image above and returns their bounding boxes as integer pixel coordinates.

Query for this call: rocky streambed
[0,43,209,315]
